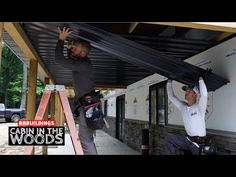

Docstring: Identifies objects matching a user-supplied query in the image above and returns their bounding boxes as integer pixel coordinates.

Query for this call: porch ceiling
[7,22,233,90]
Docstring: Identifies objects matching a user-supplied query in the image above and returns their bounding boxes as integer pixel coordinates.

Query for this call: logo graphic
[9,120,65,146]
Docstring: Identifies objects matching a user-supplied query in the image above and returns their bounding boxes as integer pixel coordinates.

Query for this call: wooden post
[26,59,38,120]
[55,91,65,126]
[60,102,65,126]
[25,59,37,154]
[50,92,55,120]
[42,77,49,155]
[55,93,60,126]
[0,22,4,71]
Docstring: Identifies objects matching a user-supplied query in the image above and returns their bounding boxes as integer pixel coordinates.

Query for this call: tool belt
[186,135,217,155]
[73,90,102,117]
[77,90,105,130]
[187,135,208,144]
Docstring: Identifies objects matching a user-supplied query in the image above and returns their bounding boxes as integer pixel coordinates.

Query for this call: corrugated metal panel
[71,23,229,91]
[3,31,29,67]
[19,22,230,90]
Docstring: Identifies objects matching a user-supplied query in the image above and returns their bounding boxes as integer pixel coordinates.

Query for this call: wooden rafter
[64,84,127,89]
[215,32,234,41]
[96,84,127,89]
[144,22,236,33]
[129,22,139,33]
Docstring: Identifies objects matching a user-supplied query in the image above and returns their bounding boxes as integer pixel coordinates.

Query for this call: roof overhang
[3,22,54,84]
[144,22,236,33]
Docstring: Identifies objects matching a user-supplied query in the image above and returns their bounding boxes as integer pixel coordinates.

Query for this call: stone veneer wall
[102,117,236,155]
[123,119,149,153]
[149,125,236,155]
[102,117,149,153]
[102,116,116,138]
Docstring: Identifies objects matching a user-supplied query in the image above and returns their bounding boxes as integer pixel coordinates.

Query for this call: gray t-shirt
[55,40,95,100]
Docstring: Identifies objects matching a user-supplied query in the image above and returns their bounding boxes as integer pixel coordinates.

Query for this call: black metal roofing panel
[20,23,229,91]
[21,22,153,87]
[62,23,228,91]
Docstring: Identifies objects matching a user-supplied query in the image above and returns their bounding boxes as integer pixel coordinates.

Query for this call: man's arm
[198,77,208,114]
[55,39,80,70]
[55,27,90,70]
[166,80,184,110]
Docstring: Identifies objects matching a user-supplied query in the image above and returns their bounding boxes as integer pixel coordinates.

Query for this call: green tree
[0,44,23,107]
[0,44,45,108]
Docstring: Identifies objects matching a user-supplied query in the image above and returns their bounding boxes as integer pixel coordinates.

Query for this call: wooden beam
[55,93,61,126]
[64,84,127,90]
[60,99,65,126]
[96,84,127,89]
[0,22,3,71]
[26,59,38,120]
[215,32,234,41]
[129,22,139,33]
[144,22,236,33]
[65,87,75,98]
[50,91,55,119]
[3,22,54,84]
[49,79,54,85]
[42,77,49,155]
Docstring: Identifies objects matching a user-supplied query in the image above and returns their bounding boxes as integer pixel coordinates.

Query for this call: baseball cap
[182,85,199,94]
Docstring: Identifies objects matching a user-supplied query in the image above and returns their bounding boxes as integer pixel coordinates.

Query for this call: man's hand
[58,27,73,41]
[200,68,212,80]
[67,41,73,49]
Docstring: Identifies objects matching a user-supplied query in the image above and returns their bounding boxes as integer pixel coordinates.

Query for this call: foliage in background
[0,44,44,108]
[0,45,23,107]
[36,79,44,95]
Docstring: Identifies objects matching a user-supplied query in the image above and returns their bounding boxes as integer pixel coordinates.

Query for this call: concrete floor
[48,130,139,155]
[94,130,139,155]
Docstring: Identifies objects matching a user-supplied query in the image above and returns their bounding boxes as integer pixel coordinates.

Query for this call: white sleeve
[166,81,184,110]
[198,79,208,113]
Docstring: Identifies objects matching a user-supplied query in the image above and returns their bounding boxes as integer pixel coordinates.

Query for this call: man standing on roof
[55,26,97,155]
[164,76,208,155]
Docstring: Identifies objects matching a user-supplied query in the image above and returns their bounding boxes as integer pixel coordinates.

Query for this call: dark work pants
[164,133,200,155]
[78,109,98,155]
[72,100,97,155]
